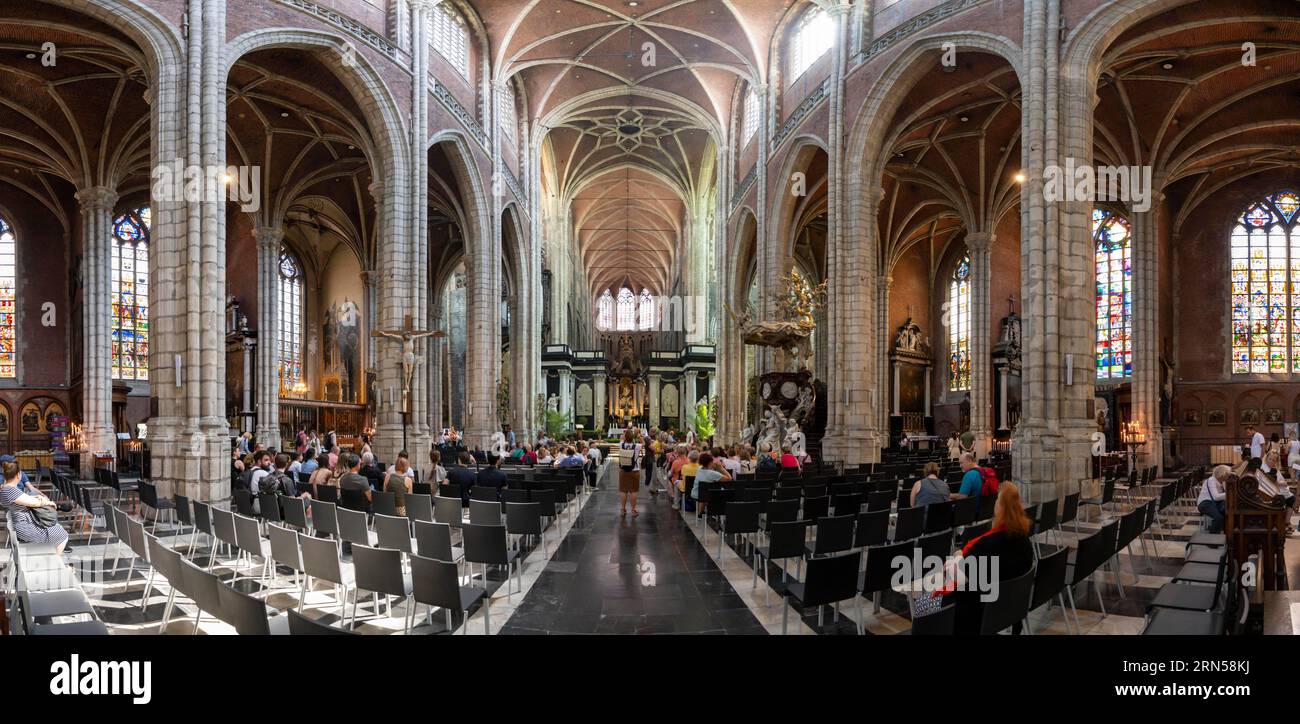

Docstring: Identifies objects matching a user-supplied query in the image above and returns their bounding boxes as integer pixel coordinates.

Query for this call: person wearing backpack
[954,452,984,499]
[617,428,643,518]
[262,453,300,498]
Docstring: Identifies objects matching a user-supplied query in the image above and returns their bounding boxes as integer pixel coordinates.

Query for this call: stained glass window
[278,248,303,394]
[790,6,833,80]
[638,289,655,330]
[0,217,14,378]
[498,83,517,143]
[948,254,971,391]
[1231,191,1300,374]
[616,287,636,331]
[111,207,149,380]
[597,289,614,332]
[1094,209,1132,379]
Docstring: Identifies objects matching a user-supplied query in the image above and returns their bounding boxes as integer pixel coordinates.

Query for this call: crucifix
[1007,295,1017,316]
[371,313,445,414]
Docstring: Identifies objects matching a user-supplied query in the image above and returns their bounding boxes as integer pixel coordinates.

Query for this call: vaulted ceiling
[1094,0,1300,231]
[468,0,794,298]
[0,0,152,230]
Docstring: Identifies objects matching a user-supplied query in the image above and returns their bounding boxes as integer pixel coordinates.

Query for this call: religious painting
[44,402,64,432]
[661,383,679,419]
[575,383,593,417]
[1182,409,1201,426]
[898,365,925,414]
[0,404,9,434]
[1266,407,1284,424]
[1240,407,1260,424]
[1206,409,1226,426]
[19,401,40,432]
[323,300,361,403]
[1286,423,1300,440]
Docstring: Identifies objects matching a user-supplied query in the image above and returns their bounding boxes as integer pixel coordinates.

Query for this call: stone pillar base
[820,428,882,468]
[148,420,231,502]
[255,424,280,450]
[1012,420,1094,505]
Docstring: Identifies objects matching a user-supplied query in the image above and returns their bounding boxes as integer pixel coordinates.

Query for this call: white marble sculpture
[759,405,785,451]
[546,394,560,413]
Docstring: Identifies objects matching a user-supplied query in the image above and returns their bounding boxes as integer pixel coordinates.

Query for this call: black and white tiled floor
[4,472,1231,635]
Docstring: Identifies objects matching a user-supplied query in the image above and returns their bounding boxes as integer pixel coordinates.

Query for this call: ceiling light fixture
[280,111,290,117]
[1162,62,1173,70]
[1014,172,1027,184]
[960,115,969,122]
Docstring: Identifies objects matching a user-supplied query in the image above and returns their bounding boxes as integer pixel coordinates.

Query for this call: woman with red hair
[939,481,1036,634]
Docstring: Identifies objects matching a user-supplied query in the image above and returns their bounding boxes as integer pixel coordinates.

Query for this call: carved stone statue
[759,404,786,451]
[790,384,815,424]
[894,317,930,355]
[546,394,560,413]
[738,423,755,446]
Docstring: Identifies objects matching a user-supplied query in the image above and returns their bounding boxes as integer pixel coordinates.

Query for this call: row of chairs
[104,495,531,634]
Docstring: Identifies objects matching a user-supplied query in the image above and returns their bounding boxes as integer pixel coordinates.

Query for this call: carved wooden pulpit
[1225,473,1289,592]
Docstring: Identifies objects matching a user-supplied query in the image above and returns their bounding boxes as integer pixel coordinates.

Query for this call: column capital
[965,231,995,252]
[368,179,384,201]
[253,225,284,250]
[827,2,852,18]
[408,0,436,12]
[882,274,894,290]
[359,269,379,287]
[74,186,118,212]
[865,185,885,206]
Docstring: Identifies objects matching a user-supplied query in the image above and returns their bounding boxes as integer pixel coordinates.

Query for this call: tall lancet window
[597,289,614,332]
[616,287,636,331]
[278,248,304,394]
[789,5,833,80]
[111,207,150,380]
[948,254,971,391]
[638,289,655,330]
[0,216,15,378]
[429,3,469,77]
[1231,190,1300,373]
[1094,209,1132,379]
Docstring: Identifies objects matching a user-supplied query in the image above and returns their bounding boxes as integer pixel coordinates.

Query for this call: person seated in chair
[338,453,371,504]
[359,451,385,490]
[446,452,478,503]
[0,460,69,554]
[910,462,951,508]
[1196,464,1229,534]
[476,455,508,499]
[938,482,1035,635]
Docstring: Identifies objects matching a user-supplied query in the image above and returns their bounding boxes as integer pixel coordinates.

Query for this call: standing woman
[617,428,644,517]
[0,460,68,553]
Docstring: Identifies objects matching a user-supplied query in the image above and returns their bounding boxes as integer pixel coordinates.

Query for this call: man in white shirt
[1196,465,1229,533]
[1248,425,1265,460]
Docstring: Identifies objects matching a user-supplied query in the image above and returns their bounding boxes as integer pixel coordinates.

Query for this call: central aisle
[501,467,768,634]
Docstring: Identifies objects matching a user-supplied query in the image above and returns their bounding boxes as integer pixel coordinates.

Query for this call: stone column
[1130,210,1162,471]
[593,372,606,432]
[648,373,661,430]
[684,370,699,431]
[1013,0,1093,502]
[967,232,995,458]
[75,186,118,475]
[142,0,230,500]
[558,368,572,418]
[254,226,283,447]
[877,273,893,438]
[407,0,433,456]
[241,337,255,434]
[821,179,883,466]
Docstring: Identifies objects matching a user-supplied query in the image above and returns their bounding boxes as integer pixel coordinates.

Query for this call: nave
[7,452,1238,637]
